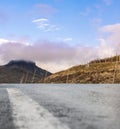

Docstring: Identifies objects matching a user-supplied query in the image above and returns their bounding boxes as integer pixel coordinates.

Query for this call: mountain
[0,60,52,83]
[41,55,120,83]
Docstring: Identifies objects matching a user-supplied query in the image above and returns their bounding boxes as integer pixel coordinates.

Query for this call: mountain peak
[0,60,52,83]
[6,60,36,67]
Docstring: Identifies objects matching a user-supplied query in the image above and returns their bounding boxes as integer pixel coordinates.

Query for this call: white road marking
[7,88,70,129]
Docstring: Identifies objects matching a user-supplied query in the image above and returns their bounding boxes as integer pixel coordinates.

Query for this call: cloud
[32,18,49,30]
[97,38,115,58]
[33,4,58,17]
[32,18,48,23]
[1,23,120,73]
[100,23,120,33]
[100,23,120,46]
[98,23,120,57]
[0,38,31,46]
[0,39,98,72]
[0,38,10,45]
[32,18,60,31]
[0,41,74,63]
[0,37,116,72]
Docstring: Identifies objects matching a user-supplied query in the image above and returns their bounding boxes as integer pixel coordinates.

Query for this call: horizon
[2,54,119,74]
[0,0,120,72]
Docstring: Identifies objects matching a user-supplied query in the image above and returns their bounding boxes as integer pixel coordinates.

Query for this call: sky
[0,0,120,73]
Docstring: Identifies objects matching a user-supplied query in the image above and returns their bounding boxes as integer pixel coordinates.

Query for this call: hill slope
[0,60,52,83]
[41,56,120,83]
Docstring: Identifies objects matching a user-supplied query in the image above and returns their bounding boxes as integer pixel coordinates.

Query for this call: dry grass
[42,57,120,83]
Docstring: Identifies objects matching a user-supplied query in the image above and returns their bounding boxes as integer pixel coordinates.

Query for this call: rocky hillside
[41,56,120,83]
[0,60,52,83]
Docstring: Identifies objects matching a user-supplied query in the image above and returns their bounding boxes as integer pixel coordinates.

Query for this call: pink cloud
[0,40,98,72]
[99,23,120,48]
[0,41,74,62]
[97,23,120,58]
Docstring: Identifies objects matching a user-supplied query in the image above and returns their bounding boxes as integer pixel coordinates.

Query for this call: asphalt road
[0,84,120,129]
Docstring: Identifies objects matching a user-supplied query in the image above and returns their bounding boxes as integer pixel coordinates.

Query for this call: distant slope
[41,56,120,83]
[0,60,52,83]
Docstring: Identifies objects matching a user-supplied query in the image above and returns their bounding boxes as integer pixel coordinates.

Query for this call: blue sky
[0,0,120,72]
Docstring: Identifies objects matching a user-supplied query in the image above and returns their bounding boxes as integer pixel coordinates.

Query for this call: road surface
[0,84,120,129]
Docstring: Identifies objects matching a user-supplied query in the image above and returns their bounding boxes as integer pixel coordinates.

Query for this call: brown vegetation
[41,56,120,83]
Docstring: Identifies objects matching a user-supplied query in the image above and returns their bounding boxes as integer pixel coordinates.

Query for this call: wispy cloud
[32,18,60,31]
[32,18,48,23]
